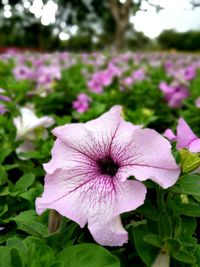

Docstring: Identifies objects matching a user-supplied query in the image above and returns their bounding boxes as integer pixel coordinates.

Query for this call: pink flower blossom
[122,77,134,87]
[36,65,61,86]
[132,69,146,81]
[88,64,121,93]
[13,65,34,80]
[159,81,189,108]
[164,61,173,72]
[175,65,196,81]
[72,93,91,113]
[36,106,180,246]
[163,129,176,142]
[176,118,200,153]
[107,62,122,77]
[87,78,103,93]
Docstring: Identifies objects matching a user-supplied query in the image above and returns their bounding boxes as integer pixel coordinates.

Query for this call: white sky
[131,0,200,38]
[2,0,200,39]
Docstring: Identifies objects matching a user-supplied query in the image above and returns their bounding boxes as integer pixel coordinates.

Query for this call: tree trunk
[115,22,126,50]
[109,0,133,50]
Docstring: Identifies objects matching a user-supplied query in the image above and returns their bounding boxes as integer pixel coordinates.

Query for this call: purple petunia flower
[175,65,196,82]
[159,81,189,108]
[13,65,33,80]
[132,68,146,81]
[72,93,91,113]
[88,63,121,94]
[36,106,180,246]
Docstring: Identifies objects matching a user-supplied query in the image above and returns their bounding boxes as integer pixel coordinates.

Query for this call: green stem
[157,187,165,210]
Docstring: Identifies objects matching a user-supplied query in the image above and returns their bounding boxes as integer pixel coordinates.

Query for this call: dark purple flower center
[97,156,119,177]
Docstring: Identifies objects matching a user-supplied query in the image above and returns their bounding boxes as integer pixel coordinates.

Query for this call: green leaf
[15,173,35,192]
[11,210,38,224]
[19,183,43,203]
[131,224,158,266]
[17,222,48,238]
[158,210,172,239]
[57,244,120,267]
[0,246,11,267]
[11,210,48,238]
[0,186,9,196]
[50,263,64,267]
[10,247,23,267]
[0,203,8,217]
[0,147,12,164]
[181,216,197,238]
[194,245,200,266]
[172,249,196,264]
[24,237,54,267]
[172,197,200,217]
[0,166,8,186]
[18,151,44,160]
[7,237,27,266]
[137,201,159,221]
[0,230,16,244]
[165,238,182,254]
[143,234,163,248]
[170,173,200,197]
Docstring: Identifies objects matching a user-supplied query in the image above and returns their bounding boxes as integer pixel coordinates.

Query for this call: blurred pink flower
[195,97,200,108]
[159,81,189,108]
[122,77,133,87]
[72,93,91,113]
[36,65,61,86]
[176,65,196,81]
[164,61,173,72]
[13,65,33,80]
[0,88,11,102]
[0,104,8,114]
[88,63,121,93]
[36,106,180,246]
[132,69,146,81]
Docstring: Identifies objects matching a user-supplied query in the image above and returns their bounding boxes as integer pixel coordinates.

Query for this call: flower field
[0,49,200,267]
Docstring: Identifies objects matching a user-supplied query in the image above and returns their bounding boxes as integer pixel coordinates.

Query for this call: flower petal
[35,169,88,227]
[43,139,83,174]
[117,128,180,188]
[176,118,197,150]
[36,168,124,228]
[88,216,128,246]
[50,106,140,172]
[163,129,176,142]
[115,180,147,214]
[189,139,200,153]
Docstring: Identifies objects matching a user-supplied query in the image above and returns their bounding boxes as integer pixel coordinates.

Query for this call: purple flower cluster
[88,63,121,93]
